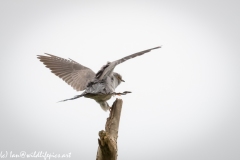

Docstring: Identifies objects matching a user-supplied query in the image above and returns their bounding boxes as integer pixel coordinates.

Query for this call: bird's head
[113,72,125,87]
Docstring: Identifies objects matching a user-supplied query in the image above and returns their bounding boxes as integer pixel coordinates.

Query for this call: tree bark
[96,98,123,160]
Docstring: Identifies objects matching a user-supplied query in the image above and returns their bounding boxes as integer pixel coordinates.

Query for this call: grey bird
[37,46,161,111]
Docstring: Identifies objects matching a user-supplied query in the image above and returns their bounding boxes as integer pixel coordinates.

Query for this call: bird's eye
[111,77,114,81]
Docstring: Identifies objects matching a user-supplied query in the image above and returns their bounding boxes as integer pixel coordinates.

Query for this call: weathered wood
[96,98,123,160]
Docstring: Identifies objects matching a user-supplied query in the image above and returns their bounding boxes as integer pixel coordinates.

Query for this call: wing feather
[97,46,161,79]
[37,53,95,91]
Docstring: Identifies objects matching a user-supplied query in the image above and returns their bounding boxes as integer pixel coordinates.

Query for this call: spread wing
[37,53,95,91]
[96,46,161,79]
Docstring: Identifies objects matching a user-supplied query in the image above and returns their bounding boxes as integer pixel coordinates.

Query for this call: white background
[0,0,240,160]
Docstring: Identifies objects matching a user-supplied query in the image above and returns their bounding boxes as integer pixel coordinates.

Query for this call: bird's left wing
[96,46,161,79]
[37,53,95,91]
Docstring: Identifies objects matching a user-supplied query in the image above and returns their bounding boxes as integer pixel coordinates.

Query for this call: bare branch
[96,98,123,160]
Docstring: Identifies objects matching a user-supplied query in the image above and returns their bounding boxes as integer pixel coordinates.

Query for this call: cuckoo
[37,46,161,111]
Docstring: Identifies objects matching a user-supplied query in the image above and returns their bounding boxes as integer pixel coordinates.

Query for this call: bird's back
[84,76,114,95]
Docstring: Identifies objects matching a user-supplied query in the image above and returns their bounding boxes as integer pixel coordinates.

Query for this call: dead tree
[96,98,123,160]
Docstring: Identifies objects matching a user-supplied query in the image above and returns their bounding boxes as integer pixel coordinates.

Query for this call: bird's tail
[58,94,84,102]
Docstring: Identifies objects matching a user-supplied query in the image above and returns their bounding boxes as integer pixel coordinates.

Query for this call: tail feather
[58,94,83,102]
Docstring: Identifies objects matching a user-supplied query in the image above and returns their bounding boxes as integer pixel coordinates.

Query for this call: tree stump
[96,98,123,160]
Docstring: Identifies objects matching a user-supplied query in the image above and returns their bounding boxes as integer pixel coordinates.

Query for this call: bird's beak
[121,79,125,82]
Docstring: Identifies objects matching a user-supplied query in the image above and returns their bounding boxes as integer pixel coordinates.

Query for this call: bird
[37,46,161,111]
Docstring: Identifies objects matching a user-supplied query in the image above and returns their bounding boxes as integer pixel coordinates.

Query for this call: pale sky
[0,0,240,160]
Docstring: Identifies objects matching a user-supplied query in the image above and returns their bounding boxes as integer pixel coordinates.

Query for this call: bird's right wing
[96,46,161,79]
[114,46,161,66]
[37,53,95,91]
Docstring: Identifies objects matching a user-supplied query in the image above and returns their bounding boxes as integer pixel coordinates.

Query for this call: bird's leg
[107,102,112,112]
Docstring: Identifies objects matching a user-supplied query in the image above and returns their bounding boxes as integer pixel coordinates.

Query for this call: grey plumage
[37,53,95,91]
[37,46,161,111]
